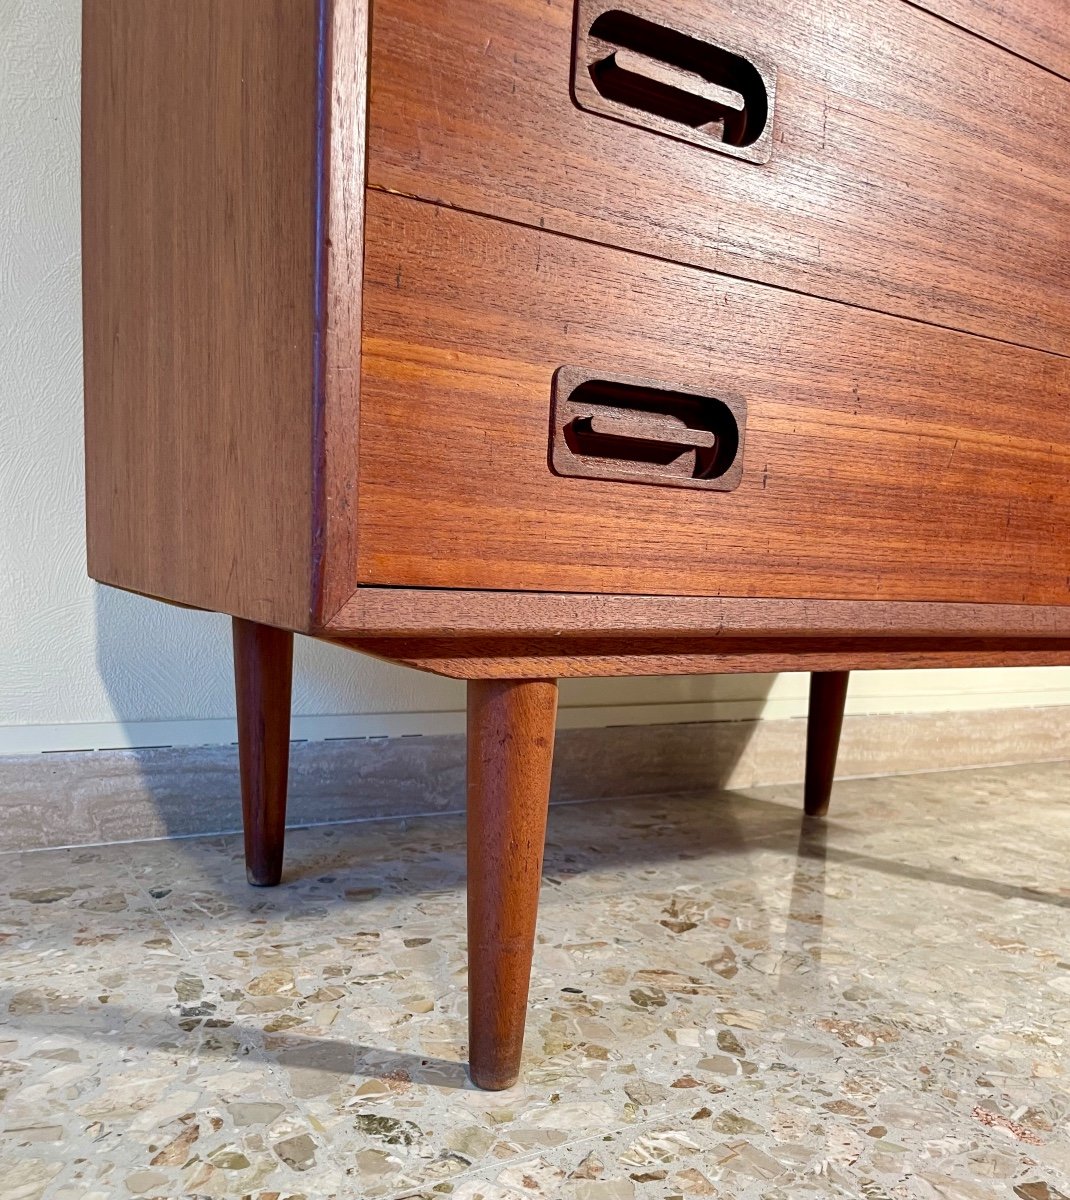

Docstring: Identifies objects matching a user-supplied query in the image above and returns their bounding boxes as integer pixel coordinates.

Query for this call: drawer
[916,0,1070,78]
[368,0,1070,356]
[355,191,1070,605]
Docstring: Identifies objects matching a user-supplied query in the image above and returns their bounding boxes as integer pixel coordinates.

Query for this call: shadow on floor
[10,778,1069,1094]
[0,992,473,1088]
[131,775,1070,936]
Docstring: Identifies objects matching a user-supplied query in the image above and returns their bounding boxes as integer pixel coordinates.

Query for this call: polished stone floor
[1,761,1069,1199]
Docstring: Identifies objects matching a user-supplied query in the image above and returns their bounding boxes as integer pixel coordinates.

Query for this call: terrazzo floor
[2,761,1070,1200]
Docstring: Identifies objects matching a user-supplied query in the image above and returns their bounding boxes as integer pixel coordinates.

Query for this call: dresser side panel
[82,0,320,628]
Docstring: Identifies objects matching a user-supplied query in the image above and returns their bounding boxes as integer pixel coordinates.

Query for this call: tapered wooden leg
[233,618,294,887]
[467,678,558,1090]
[804,670,850,818]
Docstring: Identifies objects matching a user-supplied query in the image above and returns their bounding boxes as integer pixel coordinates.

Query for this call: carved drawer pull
[550,368,747,492]
[572,5,776,164]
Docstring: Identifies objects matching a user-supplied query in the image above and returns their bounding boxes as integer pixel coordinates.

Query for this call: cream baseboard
[1,705,1067,853]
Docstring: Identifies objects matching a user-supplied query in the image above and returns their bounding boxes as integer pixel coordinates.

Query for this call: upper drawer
[356,191,1070,606]
[367,0,1070,356]
[917,0,1070,78]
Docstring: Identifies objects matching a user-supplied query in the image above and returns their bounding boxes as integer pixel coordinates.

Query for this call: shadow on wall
[91,582,777,849]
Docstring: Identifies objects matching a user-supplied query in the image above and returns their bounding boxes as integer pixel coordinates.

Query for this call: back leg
[804,670,850,817]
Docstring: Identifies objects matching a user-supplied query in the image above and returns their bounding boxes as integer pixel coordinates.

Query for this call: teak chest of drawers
[82,0,1070,1089]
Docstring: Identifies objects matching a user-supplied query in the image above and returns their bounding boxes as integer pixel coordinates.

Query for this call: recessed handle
[571,4,776,164]
[549,368,747,493]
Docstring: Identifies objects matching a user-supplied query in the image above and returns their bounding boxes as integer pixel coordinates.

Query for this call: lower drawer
[355,191,1070,606]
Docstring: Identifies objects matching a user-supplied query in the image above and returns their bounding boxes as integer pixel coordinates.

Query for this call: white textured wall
[3,0,1069,755]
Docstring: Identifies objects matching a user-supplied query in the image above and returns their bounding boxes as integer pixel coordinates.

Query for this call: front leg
[466,678,558,1090]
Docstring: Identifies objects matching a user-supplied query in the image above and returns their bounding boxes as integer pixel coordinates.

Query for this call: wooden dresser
[82,0,1070,1089]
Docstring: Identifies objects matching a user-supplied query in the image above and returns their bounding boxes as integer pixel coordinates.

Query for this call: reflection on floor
[1,761,1069,1199]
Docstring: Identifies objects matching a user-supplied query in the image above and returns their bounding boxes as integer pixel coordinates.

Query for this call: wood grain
[314,0,372,626]
[356,193,1070,605]
[368,0,1070,355]
[914,0,1070,79]
[82,0,321,628]
[332,636,1070,679]
[467,679,558,1090]
[325,590,1070,639]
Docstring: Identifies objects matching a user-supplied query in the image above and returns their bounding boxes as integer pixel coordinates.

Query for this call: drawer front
[368,0,1070,356]
[355,192,1070,605]
[917,0,1070,78]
